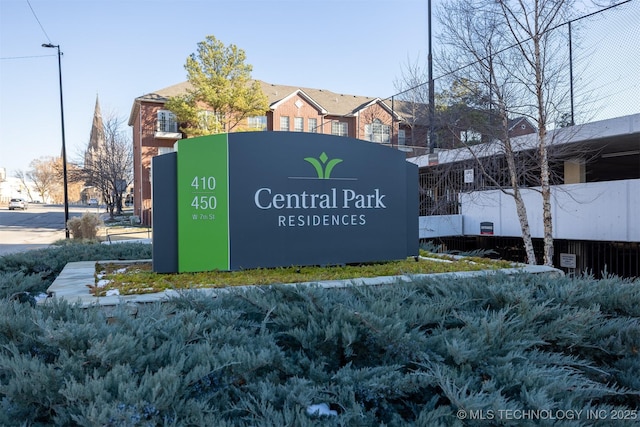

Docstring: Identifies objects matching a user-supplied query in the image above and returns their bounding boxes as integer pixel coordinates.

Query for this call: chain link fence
[390,1,639,157]
[570,1,640,122]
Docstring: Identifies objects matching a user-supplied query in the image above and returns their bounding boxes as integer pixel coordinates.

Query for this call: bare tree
[358,102,394,145]
[13,170,35,202]
[496,0,573,265]
[392,56,430,152]
[435,1,539,264]
[428,0,576,265]
[83,114,133,218]
[25,157,59,203]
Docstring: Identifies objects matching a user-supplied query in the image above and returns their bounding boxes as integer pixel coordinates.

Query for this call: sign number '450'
[191,195,217,210]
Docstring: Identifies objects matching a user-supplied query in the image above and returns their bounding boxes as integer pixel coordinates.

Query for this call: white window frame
[157,110,177,133]
[198,110,222,131]
[364,119,390,143]
[308,118,318,133]
[460,129,482,144]
[398,129,406,146]
[248,116,267,130]
[280,116,290,131]
[158,146,174,156]
[294,117,304,132]
[331,121,348,137]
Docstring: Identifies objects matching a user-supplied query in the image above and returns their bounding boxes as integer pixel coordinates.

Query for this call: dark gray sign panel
[228,132,417,269]
[153,132,418,272]
[152,152,178,273]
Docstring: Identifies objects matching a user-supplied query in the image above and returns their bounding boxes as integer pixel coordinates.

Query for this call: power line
[26,0,52,44]
[387,0,634,100]
[0,54,55,60]
[0,2,58,60]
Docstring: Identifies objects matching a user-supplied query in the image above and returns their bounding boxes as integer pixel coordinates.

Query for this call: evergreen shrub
[0,242,152,299]
[0,244,638,426]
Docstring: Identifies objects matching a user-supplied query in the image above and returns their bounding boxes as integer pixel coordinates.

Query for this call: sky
[0,0,431,175]
[1,0,638,177]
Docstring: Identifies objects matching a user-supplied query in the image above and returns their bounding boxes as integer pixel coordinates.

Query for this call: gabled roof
[259,82,407,120]
[129,79,405,125]
[382,98,429,126]
[268,88,327,114]
[508,116,537,132]
[351,97,402,120]
[256,80,383,116]
[139,81,193,102]
[128,81,193,125]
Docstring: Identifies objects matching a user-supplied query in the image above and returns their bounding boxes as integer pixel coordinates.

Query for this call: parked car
[8,198,27,210]
[88,198,99,206]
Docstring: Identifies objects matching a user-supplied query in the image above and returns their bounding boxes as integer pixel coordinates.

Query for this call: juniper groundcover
[0,243,639,426]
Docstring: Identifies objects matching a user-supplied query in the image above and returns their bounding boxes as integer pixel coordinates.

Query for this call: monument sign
[152,132,418,273]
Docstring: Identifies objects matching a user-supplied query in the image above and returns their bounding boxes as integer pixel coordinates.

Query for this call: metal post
[43,43,69,238]
[568,21,575,126]
[428,0,435,152]
[391,95,395,147]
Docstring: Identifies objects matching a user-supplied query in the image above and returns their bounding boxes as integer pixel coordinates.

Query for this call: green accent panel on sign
[176,134,229,272]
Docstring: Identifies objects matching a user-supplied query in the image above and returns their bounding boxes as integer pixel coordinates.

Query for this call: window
[294,117,304,132]
[248,116,267,130]
[331,121,348,137]
[308,118,318,133]
[198,110,222,132]
[364,119,390,143]
[280,116,290,131]
[398,129,406,146]
[460,129,482,144]
[157,110,177,133]
[158,146,174,156]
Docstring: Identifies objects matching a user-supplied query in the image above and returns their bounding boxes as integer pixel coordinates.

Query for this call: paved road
[0,204,99,256]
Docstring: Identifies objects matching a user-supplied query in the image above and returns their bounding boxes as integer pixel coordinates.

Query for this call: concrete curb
[41,260,564,309]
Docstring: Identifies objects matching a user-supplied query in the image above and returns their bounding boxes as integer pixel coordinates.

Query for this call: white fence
[457,179,640,242]
[419,179,640,242]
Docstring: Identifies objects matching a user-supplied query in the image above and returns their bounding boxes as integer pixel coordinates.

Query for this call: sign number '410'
[191,176,217,190]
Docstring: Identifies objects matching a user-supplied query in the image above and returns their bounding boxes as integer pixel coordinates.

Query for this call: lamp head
[42,43,56,48]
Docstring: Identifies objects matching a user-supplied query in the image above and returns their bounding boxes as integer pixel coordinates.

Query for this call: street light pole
[42,43,70,238]
[427,0,435,153]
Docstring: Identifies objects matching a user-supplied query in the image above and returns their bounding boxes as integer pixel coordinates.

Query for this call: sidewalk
[0,227,66,256]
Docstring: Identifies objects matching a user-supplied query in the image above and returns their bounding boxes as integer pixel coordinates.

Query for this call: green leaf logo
[304,152,343,179]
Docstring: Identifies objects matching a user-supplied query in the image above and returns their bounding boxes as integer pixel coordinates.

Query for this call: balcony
[154,130,182,140]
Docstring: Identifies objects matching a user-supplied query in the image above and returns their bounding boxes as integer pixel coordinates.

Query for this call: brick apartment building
[127,79,536,225]
[128,80,429,225]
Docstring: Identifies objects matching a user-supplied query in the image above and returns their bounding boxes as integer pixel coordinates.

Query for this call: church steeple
[88,94,105,152]
[79,95,106,204]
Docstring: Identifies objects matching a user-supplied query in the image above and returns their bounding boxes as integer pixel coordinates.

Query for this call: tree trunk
[504,136,537,265]
[539,136,554,266]
[513,188,537,265]
[534,34,555,266]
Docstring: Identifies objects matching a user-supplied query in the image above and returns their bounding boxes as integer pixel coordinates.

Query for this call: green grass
[93,251,517,296]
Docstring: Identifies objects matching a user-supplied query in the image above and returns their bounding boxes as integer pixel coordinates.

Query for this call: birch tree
[434,0,574,265]
[498,0,572,265]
